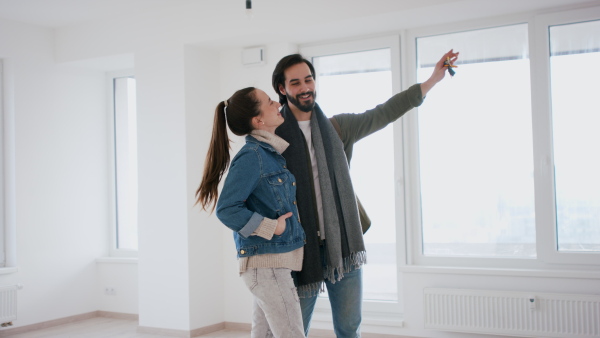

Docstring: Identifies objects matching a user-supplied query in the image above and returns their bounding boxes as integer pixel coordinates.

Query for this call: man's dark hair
[272,54,316,105]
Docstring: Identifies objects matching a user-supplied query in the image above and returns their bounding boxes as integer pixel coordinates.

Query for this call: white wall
[184,45,226,330]
[133,40,194,331]
[0,18,109,325]
[97,260,138,314]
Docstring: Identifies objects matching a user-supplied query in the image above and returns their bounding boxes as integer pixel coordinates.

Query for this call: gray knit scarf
[276,103,366,298]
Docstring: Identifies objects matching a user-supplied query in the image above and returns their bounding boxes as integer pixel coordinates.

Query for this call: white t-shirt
[297,120,326,240]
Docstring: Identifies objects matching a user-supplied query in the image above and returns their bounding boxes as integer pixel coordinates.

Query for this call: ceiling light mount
[246,0,252,16]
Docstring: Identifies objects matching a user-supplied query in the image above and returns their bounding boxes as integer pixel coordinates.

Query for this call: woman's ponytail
[195,87,260,212]
[196,101,230,211]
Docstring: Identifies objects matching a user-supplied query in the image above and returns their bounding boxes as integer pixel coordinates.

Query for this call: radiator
[0,285,20,327]
[424,288,600,337]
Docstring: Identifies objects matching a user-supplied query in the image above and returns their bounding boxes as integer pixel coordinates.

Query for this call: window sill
[400,265,600,279]
[0,267,18,275]
[96,257,138,264]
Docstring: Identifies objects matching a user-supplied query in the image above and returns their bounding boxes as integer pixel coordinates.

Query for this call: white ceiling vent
[242,47,265,66]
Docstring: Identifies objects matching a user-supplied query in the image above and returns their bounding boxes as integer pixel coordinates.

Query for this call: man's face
[279,62,317,113]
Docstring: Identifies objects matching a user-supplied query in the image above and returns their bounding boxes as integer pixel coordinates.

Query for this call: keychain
[444,56,458,76]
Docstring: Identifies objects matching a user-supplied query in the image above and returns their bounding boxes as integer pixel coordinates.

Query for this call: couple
[196,50,459,338]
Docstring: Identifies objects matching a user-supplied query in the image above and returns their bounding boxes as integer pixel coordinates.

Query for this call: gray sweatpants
[241,268,305,338]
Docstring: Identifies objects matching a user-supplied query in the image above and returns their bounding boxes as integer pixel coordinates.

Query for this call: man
[273,50,459,337]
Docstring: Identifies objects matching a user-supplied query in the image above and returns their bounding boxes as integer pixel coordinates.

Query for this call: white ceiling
[0,0,596,29]
[0,0,598,51]
[0,0,195,27]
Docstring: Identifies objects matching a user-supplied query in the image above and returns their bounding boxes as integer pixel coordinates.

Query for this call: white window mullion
[402,29,422,268]
[530,10,559,266]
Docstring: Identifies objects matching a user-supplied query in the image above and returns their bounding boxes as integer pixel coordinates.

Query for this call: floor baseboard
[0,312,414,338]
[0,311,99,337]
[97,310,139,321]
[224,322,251,331]
[0,311,231,338]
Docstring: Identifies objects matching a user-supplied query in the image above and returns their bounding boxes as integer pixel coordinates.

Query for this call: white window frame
[532,6,600,266]
[107,70,138,258]
[0,59,17,271]
[405,17,540,270]
[301,35,406,323]
[404,6,600,269]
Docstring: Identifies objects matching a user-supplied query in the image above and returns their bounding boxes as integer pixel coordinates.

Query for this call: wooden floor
[2,317,250,338]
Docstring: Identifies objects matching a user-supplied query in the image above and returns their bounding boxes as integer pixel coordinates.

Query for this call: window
[0,59,16,269]
[0,60,4,266]
[549,20,600,253]
[407,8,600,267]
[313,49,396,301]
[415,24,536,259]
[302,36,403,302]
[110,74,138,255]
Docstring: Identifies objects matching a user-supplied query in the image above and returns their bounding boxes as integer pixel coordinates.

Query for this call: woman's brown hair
[195,87,261,212]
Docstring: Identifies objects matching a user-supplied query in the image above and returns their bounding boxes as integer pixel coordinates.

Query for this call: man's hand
[274,212,293,235]
[421,49,460,97]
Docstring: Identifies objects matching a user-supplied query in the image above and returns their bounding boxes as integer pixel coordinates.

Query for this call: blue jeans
[299,249,363,337]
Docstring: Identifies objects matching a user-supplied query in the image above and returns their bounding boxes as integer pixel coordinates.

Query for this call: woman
[196,87,306,338]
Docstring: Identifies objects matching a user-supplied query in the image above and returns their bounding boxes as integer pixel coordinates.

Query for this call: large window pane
[549,20,600,252]
[312,49,397,300]
[114,77,138,251]
[416,24,536,258]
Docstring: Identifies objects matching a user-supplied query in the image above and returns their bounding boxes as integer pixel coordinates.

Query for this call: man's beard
[287,91,317,113]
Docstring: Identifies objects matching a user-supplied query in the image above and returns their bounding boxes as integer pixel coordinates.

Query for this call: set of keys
[444,56,458,76]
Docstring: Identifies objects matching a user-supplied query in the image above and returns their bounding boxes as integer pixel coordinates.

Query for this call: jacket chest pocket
[265,172,291,211]
[266,173,288,186]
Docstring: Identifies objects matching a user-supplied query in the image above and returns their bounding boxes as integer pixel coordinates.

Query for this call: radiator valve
[528,295,537,310]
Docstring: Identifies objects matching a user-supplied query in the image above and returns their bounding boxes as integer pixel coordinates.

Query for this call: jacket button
[292,182,296,186]
[293,201,297,205]
[278,178,282,183]
[283,165,287,168]
[240,250,246,255]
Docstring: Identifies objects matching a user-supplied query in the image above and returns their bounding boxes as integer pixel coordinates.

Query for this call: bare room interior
[0,0,599,337]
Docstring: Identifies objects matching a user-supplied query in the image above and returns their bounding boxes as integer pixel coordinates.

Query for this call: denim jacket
[216,134,305,258]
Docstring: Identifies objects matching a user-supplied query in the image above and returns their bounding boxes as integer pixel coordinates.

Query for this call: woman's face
[255,89,283,131]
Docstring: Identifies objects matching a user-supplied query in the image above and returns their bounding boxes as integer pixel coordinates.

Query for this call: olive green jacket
[329,83,424,164]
